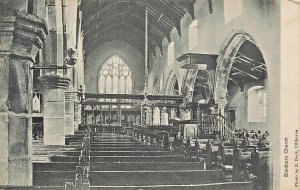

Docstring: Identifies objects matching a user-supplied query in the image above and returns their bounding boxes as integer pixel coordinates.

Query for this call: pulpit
[172,102,218,140]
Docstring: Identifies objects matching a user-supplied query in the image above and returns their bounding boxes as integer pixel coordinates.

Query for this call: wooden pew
[89,170,225,186]
[91,162,205,171]
[89,182,253,190]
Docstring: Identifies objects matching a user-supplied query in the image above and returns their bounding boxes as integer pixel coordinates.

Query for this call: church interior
[0,0,293,189]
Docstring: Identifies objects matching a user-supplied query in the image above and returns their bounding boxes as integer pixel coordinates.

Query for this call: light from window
[189,20,198,50]
[168,42,174,65]
[98,55,132,94]
[247,86,266,122]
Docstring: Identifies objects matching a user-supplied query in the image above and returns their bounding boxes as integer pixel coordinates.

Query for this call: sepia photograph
[0,0,299,189]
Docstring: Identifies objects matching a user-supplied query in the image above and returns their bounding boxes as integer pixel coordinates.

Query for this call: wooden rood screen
[80,93,183,129]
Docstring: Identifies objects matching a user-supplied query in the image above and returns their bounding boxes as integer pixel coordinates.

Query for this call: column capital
[0,7,48,60]
[65,92,78,101]
[38,75,70,90]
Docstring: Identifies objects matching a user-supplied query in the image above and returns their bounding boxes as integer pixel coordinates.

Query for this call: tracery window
[98,55,132,94]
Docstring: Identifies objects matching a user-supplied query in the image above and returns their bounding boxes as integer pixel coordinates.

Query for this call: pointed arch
[165,72,179,95]
[98,54,132,94]
[214,30,268,105]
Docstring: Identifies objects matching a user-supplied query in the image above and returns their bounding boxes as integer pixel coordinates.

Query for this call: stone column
[40,87,70,144]
[39,76,70,145]
[0,7,47,186]
[65,92,77,135]
[44,0,64,76]
[38,0,70,145]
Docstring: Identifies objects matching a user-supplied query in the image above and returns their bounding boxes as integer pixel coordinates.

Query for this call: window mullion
[104,76,107,94]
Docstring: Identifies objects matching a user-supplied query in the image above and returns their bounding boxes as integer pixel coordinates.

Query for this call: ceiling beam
[236,52,266,66]
[84,19,164,45]
[83,10,171,42]
[231,66,260,80]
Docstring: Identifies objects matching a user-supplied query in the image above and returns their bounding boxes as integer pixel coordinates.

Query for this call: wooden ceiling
[228,40,267,88]
[80,0,195,55]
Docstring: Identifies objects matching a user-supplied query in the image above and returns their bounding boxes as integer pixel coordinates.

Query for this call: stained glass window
[98,55,132,94]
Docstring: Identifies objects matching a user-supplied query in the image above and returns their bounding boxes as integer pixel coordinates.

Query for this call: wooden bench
[89,170,225,186]
[90,150,169,156]
[91,162,205,171]
[89,182,253,190]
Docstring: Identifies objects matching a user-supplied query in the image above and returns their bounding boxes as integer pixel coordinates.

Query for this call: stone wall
[227,80,268,131]
[147,0,280,133]
[85,40,145,93]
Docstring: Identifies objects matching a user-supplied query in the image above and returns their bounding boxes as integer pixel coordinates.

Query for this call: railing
[214,113,236,140]
[199,113,236,140]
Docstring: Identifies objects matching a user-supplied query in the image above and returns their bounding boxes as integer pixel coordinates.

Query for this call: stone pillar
[0,7,47,186]
[44,0,64,76]
[39,75,70,145]
[38,0,70,145]
[65,92,77,135]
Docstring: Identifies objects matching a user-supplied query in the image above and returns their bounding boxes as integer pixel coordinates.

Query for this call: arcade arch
[215,30,268,129]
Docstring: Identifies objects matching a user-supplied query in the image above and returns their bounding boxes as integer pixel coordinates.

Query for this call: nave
[0,0,285,189]
[30,122,269,190]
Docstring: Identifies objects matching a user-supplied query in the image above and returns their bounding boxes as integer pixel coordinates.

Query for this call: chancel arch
[98,54,132,94]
